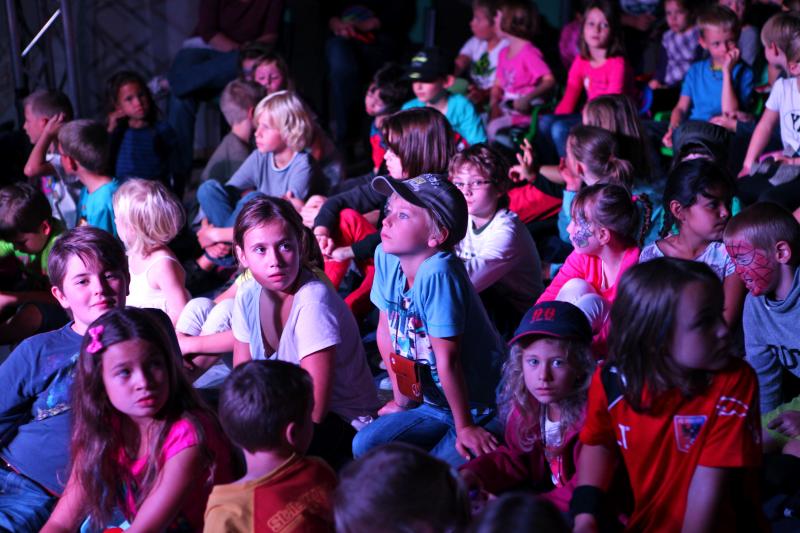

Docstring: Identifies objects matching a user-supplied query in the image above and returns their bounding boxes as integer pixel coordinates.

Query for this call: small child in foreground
[204,360,337,532]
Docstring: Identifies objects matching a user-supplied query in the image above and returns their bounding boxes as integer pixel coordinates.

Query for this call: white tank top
[126,255,186,314]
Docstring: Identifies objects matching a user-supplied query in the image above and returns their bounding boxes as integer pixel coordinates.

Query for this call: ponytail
[568,125,635,189]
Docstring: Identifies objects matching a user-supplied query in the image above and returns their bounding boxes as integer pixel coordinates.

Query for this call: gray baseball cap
[372,173,468,248]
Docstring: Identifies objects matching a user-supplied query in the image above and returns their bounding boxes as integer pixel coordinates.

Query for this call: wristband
[569,485,606,518]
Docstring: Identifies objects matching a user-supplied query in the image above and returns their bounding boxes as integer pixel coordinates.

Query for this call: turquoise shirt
[402,92,488,146]
[78,178,120,237]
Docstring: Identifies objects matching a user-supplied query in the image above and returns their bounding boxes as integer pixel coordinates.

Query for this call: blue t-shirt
[113,121,176,183]
[78,178,120,237]
[680,58,754,121]
[370,245,505,407]
[0,323,82,495]
[402,92,488,146]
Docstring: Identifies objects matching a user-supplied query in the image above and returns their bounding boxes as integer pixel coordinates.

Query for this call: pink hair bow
[86,325,105,354]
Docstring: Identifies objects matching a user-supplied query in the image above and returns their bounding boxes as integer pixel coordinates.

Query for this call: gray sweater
[743,267,800,412]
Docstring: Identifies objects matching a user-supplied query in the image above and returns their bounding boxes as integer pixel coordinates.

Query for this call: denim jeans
[196,181,264,228]
[535,113,581,164]
[0,466,56,531]
[352,403,499,467]
[167,47,239,178]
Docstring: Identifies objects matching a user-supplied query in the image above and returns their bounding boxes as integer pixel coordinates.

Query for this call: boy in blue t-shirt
[57,119,120,237]
[663,5,753,148]
[401,47,487,147]
[352,173,505,466]
[0,226,128,531]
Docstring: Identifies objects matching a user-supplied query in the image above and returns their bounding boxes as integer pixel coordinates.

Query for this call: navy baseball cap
[509,301,593,345]
[372,173,468,248]
[406,47,451,82]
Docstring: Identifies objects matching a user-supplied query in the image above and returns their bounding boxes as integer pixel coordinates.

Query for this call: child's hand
[768,411,800,438]
[107,108,127,132]
[456,425,499,459]
[559,157,583,192]
[648,79,664,90]
[378,399,410,416]
[709,113,737,132]
[206,242,231,259]
[509,138,535,183]
[662,126,675,148]
[738,164,752,178]
[42,112,65,139]
[197,219,218,248]
[301,195,327,227]
[329,246,354,262]
[283,191,305,213]
[314,229,335,257]
[722,47,741,72]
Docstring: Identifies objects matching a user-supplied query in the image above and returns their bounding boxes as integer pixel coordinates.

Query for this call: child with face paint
[537,184,648,355]
[723,204,800,431]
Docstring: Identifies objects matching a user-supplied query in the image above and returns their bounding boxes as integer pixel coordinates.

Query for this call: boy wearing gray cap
[352,173,506,466]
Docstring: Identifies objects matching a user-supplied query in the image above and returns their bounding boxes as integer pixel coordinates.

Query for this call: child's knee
[556,278,597,303]
[176,297,215,335]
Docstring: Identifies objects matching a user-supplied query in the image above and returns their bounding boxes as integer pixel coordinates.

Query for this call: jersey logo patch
[673,415,707,453]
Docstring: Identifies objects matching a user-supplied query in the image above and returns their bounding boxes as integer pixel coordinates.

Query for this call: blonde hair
[761,12,800,63]
[253,91,313,152]
[112,179,185,255]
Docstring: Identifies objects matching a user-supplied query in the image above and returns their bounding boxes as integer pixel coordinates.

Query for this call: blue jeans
[196,181,264,228]
[0,467,56,531]
[167,47,239,177]
[536,113,582,164]
[352,403,499,467]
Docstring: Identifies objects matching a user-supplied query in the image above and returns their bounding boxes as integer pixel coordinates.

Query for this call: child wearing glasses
[451,143,543,338]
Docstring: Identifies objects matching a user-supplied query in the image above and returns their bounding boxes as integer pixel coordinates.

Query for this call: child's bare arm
[24,113,64,178]
[722,275,746,330]
[720,48,742,117]
[233,339,252,367]
[432,335,499,459]
[454,54,471,76]
[663,96,692,147]
[300,347,336,423]
[741,109,779,175]
[376,310,406,407]
[40,471,87,533]
[151,258,190,326]
[125,446,204,532]
[573,443,619,533]
[681,466,727,533]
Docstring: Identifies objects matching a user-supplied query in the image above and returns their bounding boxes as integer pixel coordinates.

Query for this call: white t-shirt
[765,76,800,156]
[639,240,735,281]
[231,273,379,421]
[455,208,544,312]
[43,153,82,229]
[459,36,509,90]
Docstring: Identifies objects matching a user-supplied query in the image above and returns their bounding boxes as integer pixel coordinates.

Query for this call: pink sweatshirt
[554,56,634,115]
[537,247,640,305]
[460,406,583,512]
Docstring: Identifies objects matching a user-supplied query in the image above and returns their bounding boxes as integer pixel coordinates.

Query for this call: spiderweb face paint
[726,241,776,296]
[571,217,594,250]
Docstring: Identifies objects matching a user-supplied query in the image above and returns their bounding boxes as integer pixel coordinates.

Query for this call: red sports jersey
[580,360,764,532]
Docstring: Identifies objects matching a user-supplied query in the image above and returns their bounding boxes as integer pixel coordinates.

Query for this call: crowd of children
[5,0,800,531]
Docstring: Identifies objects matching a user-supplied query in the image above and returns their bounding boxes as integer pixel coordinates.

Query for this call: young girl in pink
[537,0,635,164]
[538,184,649,352]
[41,307,231,532]
[487,0,555,141]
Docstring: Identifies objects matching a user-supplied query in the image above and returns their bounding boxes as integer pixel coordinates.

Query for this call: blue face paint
[571,217,594,249]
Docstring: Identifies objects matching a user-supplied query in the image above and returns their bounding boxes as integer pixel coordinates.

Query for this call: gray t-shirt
[232,273,379,421]
[200,132,251,183]
[743,267,800,412]
[226,149,313,200]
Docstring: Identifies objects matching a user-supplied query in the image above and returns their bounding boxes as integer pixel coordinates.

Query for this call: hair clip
[86,325,105,354]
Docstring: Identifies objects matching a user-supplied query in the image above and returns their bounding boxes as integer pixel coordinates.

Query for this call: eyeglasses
[452,180,493,191]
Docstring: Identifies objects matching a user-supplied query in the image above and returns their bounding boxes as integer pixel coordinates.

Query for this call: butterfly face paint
[726,241,776,296]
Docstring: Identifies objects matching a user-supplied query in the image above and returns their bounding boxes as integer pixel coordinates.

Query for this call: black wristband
[569,485,606,518]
